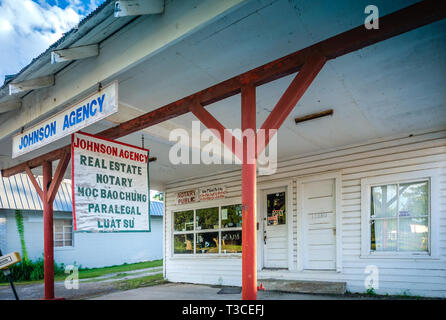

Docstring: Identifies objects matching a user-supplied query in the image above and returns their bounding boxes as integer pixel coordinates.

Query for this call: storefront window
[172,203,242,256]
[174,234,194,254]
[221,230,242,253]
[221,204,242,228]
[174,210,194,231]
[196,232,219,254]
[196,207,219,230]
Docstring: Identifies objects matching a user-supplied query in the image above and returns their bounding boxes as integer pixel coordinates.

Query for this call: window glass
[196,207,219,230]
[221,230,242,253]
[370,180,429,253]
[221,204,242,228]
[55,241,64,247]
[174,234,194,254]
[267,192,286,225]
[399,217,428,251]
[196,232,219,254]
[398,182,428,217]
[53,219,73,248]
[371,185,397,218]
[371,219,397,251]
[174,210,194,232]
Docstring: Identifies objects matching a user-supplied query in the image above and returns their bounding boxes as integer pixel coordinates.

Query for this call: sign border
[71,131,151,233]
[13,81,118,158]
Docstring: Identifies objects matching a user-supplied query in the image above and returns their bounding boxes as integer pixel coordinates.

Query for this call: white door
[263,187,288,269]
[302,178,336,270]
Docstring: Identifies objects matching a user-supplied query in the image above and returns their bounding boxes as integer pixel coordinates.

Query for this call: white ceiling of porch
[1,0,445,189]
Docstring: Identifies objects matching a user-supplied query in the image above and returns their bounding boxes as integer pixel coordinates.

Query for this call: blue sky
[0,0,105,84]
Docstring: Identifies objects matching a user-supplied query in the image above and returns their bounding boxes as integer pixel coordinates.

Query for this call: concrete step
[258,279,346,295]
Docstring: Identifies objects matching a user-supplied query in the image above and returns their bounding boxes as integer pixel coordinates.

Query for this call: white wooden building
[164,130,446,297]
[0,0,445,298]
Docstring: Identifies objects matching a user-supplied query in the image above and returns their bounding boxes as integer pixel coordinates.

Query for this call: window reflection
[221,230,242,253]
[174,234,194,254]
[196,232,219,254]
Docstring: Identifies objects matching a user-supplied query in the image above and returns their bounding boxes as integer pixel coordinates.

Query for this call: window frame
[360,169,440,259]
[53,218,74,249]
[171,199,243,258]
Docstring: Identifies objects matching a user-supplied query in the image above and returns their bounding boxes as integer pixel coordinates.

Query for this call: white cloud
[0,0,102,84]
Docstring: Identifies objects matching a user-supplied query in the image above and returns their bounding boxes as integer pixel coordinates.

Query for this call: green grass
[63,259,163,281]
[116,273,167,291]
[0,259,163,286]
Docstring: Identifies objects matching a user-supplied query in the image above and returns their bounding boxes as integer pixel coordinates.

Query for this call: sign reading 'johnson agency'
[12,81,118,158]
[72,132,150,232]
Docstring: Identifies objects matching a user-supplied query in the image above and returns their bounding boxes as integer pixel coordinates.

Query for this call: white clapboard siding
[164,130,446,297]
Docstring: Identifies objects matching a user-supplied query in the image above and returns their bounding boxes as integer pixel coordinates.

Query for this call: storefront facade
[164,130,446,297]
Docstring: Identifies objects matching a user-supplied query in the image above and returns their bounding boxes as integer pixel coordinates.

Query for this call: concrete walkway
[91,283,370,300]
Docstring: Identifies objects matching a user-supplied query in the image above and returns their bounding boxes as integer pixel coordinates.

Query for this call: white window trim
[170,197,243,258]
[360,169,440,259]
[53,218,74,250]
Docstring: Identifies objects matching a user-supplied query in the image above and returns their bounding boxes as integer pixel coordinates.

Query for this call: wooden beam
[114,0,164,17]
[47,152,71,204]
[189,102,242,160]
[2,0,445,177]
[9,75,55,95]
[51,44,99,64]
[0,99,21,113]
[25,165,43,200]
[260,54,327,131]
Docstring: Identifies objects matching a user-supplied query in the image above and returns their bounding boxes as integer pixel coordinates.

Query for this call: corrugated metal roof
[0,173,163,216]
[0,173,72,211]
[150,200,164,217]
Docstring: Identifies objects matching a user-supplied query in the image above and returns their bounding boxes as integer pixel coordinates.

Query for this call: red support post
[241,84,257,300]
[42,161,55,300]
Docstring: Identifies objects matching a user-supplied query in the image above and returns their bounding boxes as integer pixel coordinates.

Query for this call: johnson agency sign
[72,132,150,232]
[12,81,118,158]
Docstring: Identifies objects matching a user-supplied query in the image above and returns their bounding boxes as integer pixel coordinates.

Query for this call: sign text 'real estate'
[72,132,150,232]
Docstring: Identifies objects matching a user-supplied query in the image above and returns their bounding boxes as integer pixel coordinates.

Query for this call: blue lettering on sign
[18,93,107,151]
[19,121,56,150]
[62,93,105,131]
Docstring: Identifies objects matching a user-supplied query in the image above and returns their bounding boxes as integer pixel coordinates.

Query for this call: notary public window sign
[72,131,150,232]
[176,186,226,205]
[198,186,226,201]
[176,190,197,205]
[173,204,242,255]
[12,81,118,158]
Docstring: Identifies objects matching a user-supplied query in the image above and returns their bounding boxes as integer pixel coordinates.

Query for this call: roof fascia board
[114,0,164,17]
[9,75,55,95]
[0,0,247,141]
[51,44,99,64]
[0,99,21,113]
